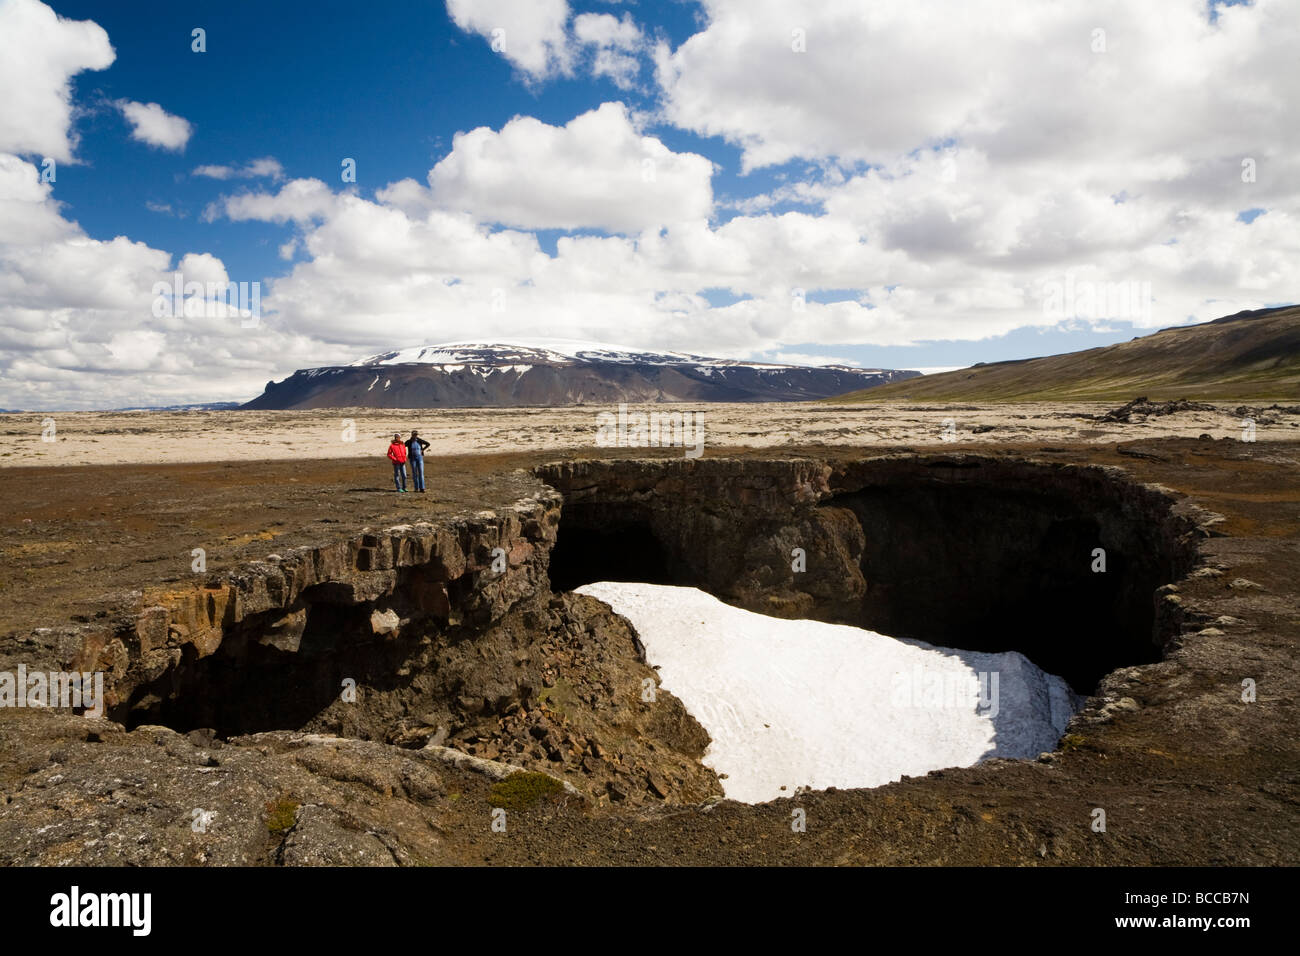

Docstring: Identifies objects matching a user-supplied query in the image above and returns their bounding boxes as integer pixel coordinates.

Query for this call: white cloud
[573,11,640,48]
[0,4,321,409]
[205,177,340,224]
[424,102,714,232]
[0,0,114,161]
[446,0,572,81]
[193,157,284,181]
[446,1,653,89]
[574,12,645,89]
[0,150,320,408]
[117,100,193,152]
[223,161,1296,372]
[655,0,1300,172]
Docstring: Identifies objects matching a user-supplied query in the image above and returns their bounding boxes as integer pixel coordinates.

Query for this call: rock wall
[538,454,1206,691]
[23,482,719,808]
[52,488,561,721]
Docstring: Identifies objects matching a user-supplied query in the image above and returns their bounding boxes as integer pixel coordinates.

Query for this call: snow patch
[576,582,1083,804]
[348,339,879,373]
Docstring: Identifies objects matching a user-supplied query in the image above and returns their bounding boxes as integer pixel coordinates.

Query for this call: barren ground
[3,401,1295,467]
[0,403,1297,865]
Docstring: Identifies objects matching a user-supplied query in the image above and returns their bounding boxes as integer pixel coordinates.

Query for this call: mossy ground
[265,796,300,835]
[487,772,566,811]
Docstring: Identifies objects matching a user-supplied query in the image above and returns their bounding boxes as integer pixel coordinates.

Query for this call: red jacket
[387,441,408,464]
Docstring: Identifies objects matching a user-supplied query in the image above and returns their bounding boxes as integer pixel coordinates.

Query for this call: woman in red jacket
[386,433,409,492]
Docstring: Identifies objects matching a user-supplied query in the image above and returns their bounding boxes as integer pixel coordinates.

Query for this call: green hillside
[837,305,1300,403]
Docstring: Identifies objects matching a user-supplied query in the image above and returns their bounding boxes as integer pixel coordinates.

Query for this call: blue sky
[0,0,1294,407]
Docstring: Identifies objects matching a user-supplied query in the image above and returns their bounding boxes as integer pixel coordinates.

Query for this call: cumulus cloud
[0,0,114,161]
[193,157,284,181]
[446,0,572,81]
[446,0,653,88]
[424,102,714,232]
[656,0,1300,172]
[0,150,319,408]
[574,12,645,89]
[117,100,193,152]
[0,3,320,409]
[204,178,340,225]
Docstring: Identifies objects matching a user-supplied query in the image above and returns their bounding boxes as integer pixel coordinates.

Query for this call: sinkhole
[115,455,1201,804]
[540,455,1201,800]
[542,456,1200,695]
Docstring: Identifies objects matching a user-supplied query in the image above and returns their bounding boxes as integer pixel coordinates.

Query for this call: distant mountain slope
[243,339,919,409]
[836,305,1300,403]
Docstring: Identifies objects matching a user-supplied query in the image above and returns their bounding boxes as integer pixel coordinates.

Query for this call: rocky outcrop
[13,480,722,822]
[1098,396,1219,422]
[52,489,563,721]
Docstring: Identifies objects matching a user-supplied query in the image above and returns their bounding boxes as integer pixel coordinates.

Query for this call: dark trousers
[392,462,407,490]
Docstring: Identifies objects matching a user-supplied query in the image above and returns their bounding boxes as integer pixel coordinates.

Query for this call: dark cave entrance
[541,458,1198,695]
[548,506,674,592]
[121,597,416,736]
[830,482,1159,691]
[118,570,488,738]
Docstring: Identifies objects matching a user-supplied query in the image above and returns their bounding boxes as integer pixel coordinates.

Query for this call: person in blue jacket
[405,430,431,492]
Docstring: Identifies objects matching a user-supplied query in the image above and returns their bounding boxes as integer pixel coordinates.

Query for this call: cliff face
[68,490,564,718]
[28,483,721,849]
[539,455,1206,690]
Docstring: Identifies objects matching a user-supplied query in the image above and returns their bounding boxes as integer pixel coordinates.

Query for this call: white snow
[351,338,851,372]
[351,338,714,367]
[341,339,911,384]
[576,582,1083,804]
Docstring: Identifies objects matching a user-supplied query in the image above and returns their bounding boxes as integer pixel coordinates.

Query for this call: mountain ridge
[244,340,920,409]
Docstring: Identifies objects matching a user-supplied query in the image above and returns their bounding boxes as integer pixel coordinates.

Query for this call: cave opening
[542,458,1198,695]
[120,582,439,737]
[831,481,1157,691]
[548,504,674,592]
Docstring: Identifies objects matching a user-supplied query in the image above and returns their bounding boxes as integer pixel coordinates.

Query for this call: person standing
[406,430,431,492]
[387,433,409,492]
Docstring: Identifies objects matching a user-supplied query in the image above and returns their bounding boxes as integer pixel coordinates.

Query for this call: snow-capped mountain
[243,339,920,409]
[351,339,721,368]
